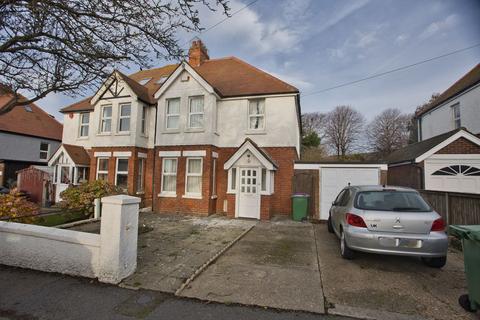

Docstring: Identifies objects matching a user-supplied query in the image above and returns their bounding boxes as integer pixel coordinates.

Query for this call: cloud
[395,33,409,45]
[268,71,313,91]
[419,14,459,39]
[315,0,371,34]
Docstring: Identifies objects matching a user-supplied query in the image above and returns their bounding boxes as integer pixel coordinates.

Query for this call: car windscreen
[354,191,432,212]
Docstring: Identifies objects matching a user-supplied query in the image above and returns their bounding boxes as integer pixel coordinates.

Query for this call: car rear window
[354,191,432,212]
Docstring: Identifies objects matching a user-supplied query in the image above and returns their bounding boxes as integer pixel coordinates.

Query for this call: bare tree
[367,108,410,156]
[0,0,229,114]
[324,105,365,156]
[302,112,326,138]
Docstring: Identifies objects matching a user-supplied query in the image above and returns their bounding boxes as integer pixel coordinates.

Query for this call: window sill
[114,132,130,136]
[185,128,205,133]
[136,191,145,195]
[211,195,218,199]
[226,190,236,194]
[246,130,266,135]
[96,132,112,136]
[158,192,176,198]
[77,136,89,140]
[162,129,180,134]
[182,194,203,199]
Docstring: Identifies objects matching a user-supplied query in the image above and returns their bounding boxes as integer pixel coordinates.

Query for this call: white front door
[55,165,71,202]
[237,168,261,219]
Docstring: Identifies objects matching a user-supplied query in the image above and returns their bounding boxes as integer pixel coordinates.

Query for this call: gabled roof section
[386,128,480,164]
[417,64,480,117]
[0,93,62,141]
[224,138,278,170]
[48,144,90,166]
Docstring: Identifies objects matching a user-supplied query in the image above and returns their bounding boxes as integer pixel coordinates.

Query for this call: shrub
[59,180,122,215]
[0,188,39,219]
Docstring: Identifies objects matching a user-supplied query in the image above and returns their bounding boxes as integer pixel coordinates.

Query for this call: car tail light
[347,213,367,228]
[431,218,445,232]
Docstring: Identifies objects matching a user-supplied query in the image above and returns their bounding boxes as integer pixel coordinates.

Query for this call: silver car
[328,185,448,268]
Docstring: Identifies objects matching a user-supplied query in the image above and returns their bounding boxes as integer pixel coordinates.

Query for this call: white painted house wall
[420,84,480,140]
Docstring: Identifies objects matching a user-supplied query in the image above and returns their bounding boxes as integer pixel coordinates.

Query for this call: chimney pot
[188,39,209,67]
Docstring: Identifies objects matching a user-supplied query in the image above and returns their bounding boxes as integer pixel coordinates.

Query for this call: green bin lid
[449,225,480,241]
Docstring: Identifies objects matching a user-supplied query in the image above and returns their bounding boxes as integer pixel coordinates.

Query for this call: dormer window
[118,103,131,132]
[24,105,32,112]
[156,76,168,84]
[248,99,265,131]
[188,96,204,129]
[138,78,152,85]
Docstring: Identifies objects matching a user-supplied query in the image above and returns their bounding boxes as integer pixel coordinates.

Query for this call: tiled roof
[385,128,465,164]
[62,144,90,165]
[417,64,480,117]
[0,94,63,141]
[61,57,298,113]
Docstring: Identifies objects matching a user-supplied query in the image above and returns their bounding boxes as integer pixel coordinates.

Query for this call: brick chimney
[188,39,209,67]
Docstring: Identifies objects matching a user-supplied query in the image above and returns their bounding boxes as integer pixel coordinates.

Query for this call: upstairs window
[141,106,147,135]
[118,103,131,132]
[452,103,461,129]
[188,96,204,129]
[248,99,265,130]
[79,113,90,137]
[39,142,49,160]
[100,105,112,133]
[166,98,180,130]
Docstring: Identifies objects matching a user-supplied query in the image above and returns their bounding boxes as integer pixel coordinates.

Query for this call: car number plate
[378,238,422,248]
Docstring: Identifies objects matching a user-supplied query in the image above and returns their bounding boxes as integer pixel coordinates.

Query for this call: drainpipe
[152,104,158,211]
[413,163,424,190]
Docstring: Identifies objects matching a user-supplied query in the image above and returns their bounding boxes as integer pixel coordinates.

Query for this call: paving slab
[69,212,256,293]
[314,224,477,320]
[180,220,325,314]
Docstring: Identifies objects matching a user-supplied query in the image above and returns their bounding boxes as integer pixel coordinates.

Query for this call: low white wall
[0,195,140,284]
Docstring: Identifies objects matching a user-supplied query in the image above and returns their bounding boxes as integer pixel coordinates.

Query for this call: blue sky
[37,0,480,122]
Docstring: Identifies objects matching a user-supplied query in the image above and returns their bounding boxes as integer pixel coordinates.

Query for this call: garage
[424,157,480,194]
[294,162,388,220]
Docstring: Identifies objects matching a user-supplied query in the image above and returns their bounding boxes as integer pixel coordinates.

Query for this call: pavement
[69,212,256,293]
[180,218,325,313]
[0,265,350,320]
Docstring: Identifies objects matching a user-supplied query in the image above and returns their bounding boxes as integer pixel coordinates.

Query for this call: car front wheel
[340,229,354,259]
[422,256,447,268]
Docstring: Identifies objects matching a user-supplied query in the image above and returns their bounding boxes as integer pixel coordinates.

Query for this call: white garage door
[425,159,480,194]
[319,168,380,220]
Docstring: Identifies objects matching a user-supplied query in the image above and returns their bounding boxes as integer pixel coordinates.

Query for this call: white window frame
[211,158,217,198]
[160,157,178,196]
[75,166,89,185]
[136,158,145,193]
[79,112,90,137]
[452,103,461,129]
[118,103,131,133]
[184,157,203,198]
[99,105,112,133]
[227,167,237,194]
[259,168,275,195]
[188,95,204,129]
[165,98,180,130]
[96,157,109,180]
[248,99,266,131]
[141,106,148,135]
[115,158,129,190]
[39,142,50,160]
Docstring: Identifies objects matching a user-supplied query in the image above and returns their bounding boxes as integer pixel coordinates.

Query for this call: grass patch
[11,210,88,227]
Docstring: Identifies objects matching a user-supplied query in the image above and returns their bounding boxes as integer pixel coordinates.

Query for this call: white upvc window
[96,157,109,180]
[259,168,275,195]
[161,158,177,195]
[79,113,90,137]
[185,157,203,197]
[115,158,129,190]
[166,98,180,130]
[248,99,265,130]
[227,167,237,193]
[137,158,145,193]
[75,167,89,184]
[100,105,112,133]
[39,142,50,160]
[452,103,461,129]
[141,106,147,135]
[211,158,217,198]
[188,96,204,129]
[118,103,131,132]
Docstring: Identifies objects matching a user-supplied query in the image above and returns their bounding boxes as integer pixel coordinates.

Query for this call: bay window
[115,158,129,190]
[100,105,112,133]
[166,98,180,130]
[188,96,204,129]
[137,158,145,193]
[96,158,109,181]
[185,158,202,196]
[118,103,131,132]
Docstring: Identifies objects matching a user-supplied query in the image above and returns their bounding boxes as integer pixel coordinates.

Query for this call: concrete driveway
[315,224,476,320]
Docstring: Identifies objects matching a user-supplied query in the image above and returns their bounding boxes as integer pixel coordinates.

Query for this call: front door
[237,168,260,219]
[55,165,71,202]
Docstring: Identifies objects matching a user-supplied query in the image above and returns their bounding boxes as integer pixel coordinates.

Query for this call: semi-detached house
[49,40,301,220]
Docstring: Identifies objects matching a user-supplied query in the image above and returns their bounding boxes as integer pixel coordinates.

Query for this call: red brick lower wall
[436,137,480,154]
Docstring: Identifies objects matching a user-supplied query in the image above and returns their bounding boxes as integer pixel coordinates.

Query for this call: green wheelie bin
[449,225,480,313]
[291,193,310,222]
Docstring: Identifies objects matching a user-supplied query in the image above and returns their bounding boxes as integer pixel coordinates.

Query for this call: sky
[37,0,480,123]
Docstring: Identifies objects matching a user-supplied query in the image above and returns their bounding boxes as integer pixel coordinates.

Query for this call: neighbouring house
[386,128,480,194]
[0,90,62,188]
[416,63,480,141]
[49,39,301,220]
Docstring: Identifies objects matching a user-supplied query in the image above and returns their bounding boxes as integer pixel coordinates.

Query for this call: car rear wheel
[340,229,354,259]
[422,256,447,268]
[327,215,334,233]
